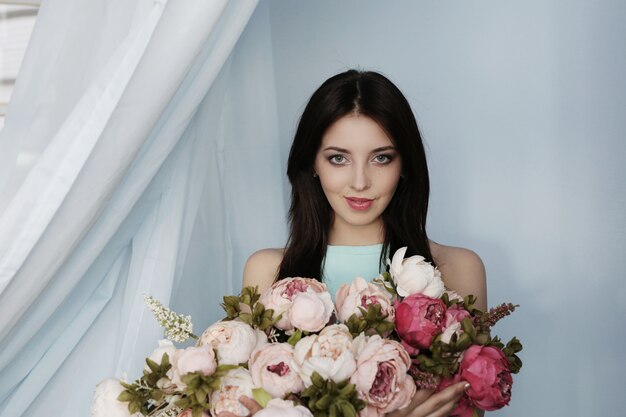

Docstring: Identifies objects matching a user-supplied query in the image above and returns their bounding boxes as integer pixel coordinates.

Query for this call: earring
[313,172,318,178]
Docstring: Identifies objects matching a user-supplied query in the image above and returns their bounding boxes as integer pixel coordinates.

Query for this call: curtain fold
[0,0,264,415]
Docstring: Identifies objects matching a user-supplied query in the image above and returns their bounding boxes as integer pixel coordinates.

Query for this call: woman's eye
[374,154,392,164]
[329,155,346,164]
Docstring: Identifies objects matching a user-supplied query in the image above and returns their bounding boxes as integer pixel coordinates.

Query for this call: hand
[216,396,262,417]
[385,381,468,417]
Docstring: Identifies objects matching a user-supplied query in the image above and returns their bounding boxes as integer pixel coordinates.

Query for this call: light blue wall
[262,1,626,415]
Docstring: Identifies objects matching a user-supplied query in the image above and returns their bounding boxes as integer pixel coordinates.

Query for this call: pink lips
[345,197,373,211]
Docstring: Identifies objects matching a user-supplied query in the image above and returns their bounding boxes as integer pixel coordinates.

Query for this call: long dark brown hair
[277,70,435,281]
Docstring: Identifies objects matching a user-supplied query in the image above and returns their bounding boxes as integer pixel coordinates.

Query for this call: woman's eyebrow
[322,145,397,153]
[371,146,397,152]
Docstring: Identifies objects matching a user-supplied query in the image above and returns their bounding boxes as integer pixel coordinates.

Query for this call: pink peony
[255,399,314,417]
[458,345,513,411]
[170,345,217,389]
[334,277,395,328]
[388,247,445,298]
[395,293,446,350]
[351,334,416,415]
[292,324,356,386]
[260,277,331,331]
[209,367,255,416]
[440,304,471,344]
[288,288,334,332]
[198,320,267,365]
[249,343,305,398]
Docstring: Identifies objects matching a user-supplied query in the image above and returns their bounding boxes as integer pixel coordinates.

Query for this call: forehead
[320,115,394,150]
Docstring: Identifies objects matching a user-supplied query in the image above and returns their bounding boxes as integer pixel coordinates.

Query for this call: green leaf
[340,401,357,417]
[287,329,303,346]
[117,390,134,402]
[145,358,160,373]
[252,387,273,408]
[472,408,480,417]
[311,372,326,389]
[128,401,140,414]
[315,393,333,410]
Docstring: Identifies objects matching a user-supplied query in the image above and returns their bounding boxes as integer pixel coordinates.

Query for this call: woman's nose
[350,165,371,191]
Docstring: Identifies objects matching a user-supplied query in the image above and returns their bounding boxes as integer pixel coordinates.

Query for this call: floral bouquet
[92,247,522,417]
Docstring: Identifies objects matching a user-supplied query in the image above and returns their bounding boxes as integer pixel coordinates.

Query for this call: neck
[327,218,384,246]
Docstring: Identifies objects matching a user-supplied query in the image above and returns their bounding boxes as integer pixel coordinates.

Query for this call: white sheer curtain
[0,0,290,415]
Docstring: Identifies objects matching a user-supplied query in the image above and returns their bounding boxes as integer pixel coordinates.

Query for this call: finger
[411,382,468,416]
[424,395,464,417]
[217,413,239,417]
[385,388,435,417]
[412,388,435,405]
[238,395,263,414]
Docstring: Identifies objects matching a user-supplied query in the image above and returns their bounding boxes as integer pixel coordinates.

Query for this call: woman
[242,70,487,417]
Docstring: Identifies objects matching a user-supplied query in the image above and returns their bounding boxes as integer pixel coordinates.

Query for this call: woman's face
[314,114,402,233]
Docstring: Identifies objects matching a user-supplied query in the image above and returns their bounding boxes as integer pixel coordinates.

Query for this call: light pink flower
[209,367,255,417]
[198,320,267,365]
[249,343,304,398]
[292,324,356,387]
[335,277,395,330]
[260,277,330,331]
[91,378,140,417]
[288,288,334,332]
[255,399,314,417]
[388,247,445,298]
[351,334,416,415]
[170,345,217,389]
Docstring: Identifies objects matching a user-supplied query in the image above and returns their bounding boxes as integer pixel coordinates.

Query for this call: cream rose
[198,320,267,365]
[249,343,304,398]
[292,324,356,387]
[91,378,141,417]
[255,399,314,417]
[388,247,445,298]
[209,367,255,417]
[334,277,395,325]
[351,334,416,415]
[260,277,330,331]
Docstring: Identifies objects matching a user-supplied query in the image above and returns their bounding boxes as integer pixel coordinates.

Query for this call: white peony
[292,324,356,387]
[255,399,314,417]
[198,320,267,365]
[91,378,140,417]
[388,247,445,298]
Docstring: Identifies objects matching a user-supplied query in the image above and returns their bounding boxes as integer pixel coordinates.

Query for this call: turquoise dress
[321,243,387,298]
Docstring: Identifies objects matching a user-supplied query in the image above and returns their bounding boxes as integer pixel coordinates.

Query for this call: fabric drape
[0,1,291,415]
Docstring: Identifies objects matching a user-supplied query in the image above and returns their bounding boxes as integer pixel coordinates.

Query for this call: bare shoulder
[242,248,285,293]
[429,240,488,310]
